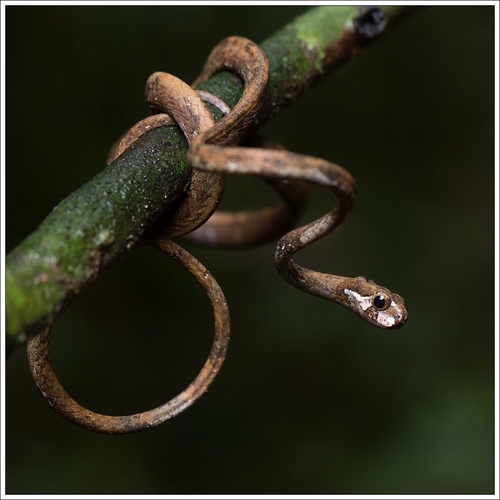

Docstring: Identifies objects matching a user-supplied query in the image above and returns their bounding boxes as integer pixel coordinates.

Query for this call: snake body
[27,36,407,434]
[27,237,230,434]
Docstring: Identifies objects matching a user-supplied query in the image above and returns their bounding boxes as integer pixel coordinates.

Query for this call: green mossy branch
[6,128,191,348]
[5,5,416,353]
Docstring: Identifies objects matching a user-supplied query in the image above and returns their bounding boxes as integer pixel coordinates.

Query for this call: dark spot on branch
[354,7,387,41]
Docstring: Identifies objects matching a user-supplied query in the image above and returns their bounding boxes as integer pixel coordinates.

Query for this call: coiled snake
[27,36,407,434]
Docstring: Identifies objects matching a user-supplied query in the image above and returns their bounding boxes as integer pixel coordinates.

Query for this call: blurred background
[5,5,495,495]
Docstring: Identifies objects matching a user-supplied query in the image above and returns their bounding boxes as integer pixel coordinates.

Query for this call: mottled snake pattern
[27,36,407,434]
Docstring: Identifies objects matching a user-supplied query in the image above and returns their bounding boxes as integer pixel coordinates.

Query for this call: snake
[27,36,408,434]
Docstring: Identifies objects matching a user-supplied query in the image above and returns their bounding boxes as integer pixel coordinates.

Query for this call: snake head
[342,276,408,329]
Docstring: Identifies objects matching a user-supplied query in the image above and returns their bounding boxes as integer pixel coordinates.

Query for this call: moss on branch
[6,127,191,349]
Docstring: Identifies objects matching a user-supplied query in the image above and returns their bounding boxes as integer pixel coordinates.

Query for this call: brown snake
[27,36,407,434]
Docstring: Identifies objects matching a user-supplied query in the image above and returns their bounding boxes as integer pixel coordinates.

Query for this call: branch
[5,5,418,353]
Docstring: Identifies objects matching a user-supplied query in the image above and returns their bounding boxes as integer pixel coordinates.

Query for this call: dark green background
[5,5,495,495]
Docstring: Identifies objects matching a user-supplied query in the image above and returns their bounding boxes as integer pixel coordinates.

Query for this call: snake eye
[373,292,391,310]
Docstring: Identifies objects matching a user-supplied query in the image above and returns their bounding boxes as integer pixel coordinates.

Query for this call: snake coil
[27,36,407,434]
